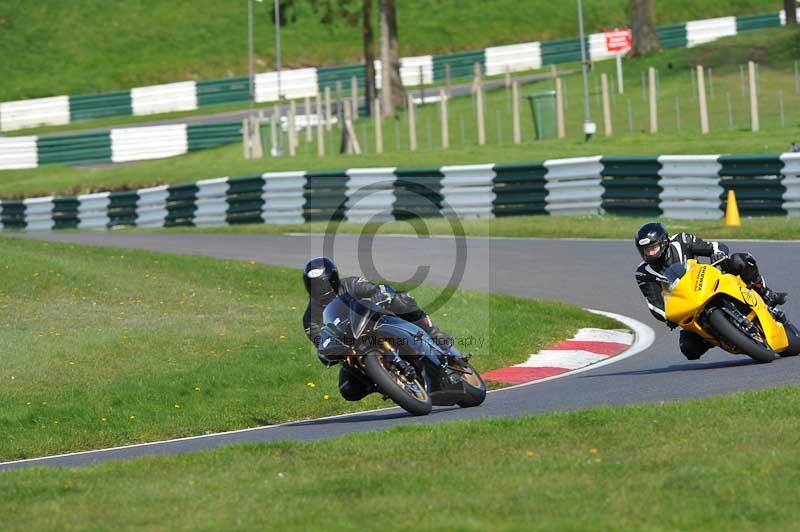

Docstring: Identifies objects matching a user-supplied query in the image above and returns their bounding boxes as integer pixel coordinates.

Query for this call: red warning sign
[605,29,632,53]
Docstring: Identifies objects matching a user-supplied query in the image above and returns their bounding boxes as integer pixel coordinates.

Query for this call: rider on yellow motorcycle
[634,222,788,360]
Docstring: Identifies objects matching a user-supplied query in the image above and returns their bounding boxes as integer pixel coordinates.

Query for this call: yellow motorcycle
[663,259,800,363]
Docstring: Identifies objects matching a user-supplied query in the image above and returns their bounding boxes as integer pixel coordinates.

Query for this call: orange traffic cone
[725,190,741,227]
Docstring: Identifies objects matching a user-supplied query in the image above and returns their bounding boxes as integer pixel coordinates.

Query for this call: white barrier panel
[262,171,306,224]
[780,153,800,216]
[686,17,737,48]
[440,164,496,218]
[255,68,318,103]
[544,156,603,215]
[23,196,54,230]
[779,9,800,25]
[375,56,434,89]
[131,81,198,116]
[194,177,230,227]
[0,136,38,170]
[0,96,69,132]
[111,124,188,163]
[485,42,542,76]
[658,155,722,219]
[135,185,169,227]
[77,192,111,229]
[589,33,618,62]
[345,168,396,223]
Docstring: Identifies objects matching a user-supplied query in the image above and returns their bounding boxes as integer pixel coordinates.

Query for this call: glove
[370,287,393,308]
[711,251,728,265]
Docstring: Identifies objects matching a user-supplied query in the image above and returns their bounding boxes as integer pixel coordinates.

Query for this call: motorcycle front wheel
[708,308,778,364]
[364,351,432,416]
[449,359,487,408]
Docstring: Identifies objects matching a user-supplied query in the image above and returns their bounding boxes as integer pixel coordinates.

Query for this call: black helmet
[303,257,340,305]
[635,222,670,266]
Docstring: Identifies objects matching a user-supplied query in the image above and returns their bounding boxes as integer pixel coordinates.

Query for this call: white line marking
[0,309,654,470]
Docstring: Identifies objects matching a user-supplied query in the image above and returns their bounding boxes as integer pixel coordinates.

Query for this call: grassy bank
[0,0,774,101]
[4,385,800,530]
[151,215,800,241]
[0,236,618,460]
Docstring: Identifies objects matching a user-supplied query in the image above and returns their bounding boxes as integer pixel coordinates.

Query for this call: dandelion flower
[174,404,181,409]
[129,415,136,420]
[101,418,107,422]
[195,387,201,392]
[527,450,536,457]
[589,448,598,454]
[307,382,316,389]
[323,394,329,400]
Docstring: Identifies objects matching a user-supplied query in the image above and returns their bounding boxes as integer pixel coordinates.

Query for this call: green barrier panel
[69,90,133,122]
[52,196,80,229]
[108,190,138,227]
[197,77,250,107]
[600,157,662,217]
[317,64,366,93]
[304,171,348,222]
[165,183,198,227]
[0,200,26,229]
[393,168,444,219]
[492,162,548,217]
[226,174,265,224]
[432,50,485,81]
[657,23,688,49]
[721,177,786,216]
[187,122,243,151]
[37,132,112,166]
[540,37,588,65]
[736,12,781,34]
[718,154,784,177]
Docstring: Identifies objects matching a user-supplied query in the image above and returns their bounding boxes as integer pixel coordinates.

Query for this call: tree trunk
[379,0,392,116]
[363,0,376,116]
[786,0,797,25]
[385,0,406,111]
[630,0,659,57]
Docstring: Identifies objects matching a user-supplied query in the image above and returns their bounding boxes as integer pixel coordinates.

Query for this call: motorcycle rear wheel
[364,351,432,416]
[708,308,778,364]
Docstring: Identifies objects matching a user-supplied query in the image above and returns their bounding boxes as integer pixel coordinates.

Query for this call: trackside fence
[3,154,800,230]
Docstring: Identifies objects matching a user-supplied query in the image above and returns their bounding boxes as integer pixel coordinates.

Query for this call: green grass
[0,0,775,102]
[6,27,800,199]
[0,236,618,460]
[166,215,800,241]
[4,385,800,530]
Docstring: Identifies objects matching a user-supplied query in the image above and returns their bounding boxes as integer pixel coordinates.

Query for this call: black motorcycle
[318,292,486,416]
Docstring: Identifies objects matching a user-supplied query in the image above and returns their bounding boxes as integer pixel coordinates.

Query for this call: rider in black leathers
[302,257,454,401]
[634,222,788,360]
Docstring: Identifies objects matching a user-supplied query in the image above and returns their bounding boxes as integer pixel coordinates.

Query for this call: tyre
[708,308,778,364]
[451,359,487,408]
[364,351,432,416]
[781,323,800,357]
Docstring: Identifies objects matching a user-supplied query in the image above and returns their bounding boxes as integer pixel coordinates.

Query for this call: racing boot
[753,278,787,308]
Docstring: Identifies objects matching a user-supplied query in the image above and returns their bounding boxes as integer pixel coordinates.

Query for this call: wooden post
[439,88,449,149]
[505,67,511,88]
[749,61,760,132]
[511,81,521,144]
[335,81,343,130]
[407,94,417,151]
[472,62,482,93]
[304,96,312,142]
[616,53,624,94]
[316,94,325,157]
[648,67,658,134]
[697,65,709,135]
[475,71,485,146]
[555,77,566,139]
[374,97,383,154]
[324,87,332,131]
[271,105,279,155]
[288,100,297,156]
[342,101,361,155]
[351,76,358,123]
[601,73,612,136]
[550,64,557,81]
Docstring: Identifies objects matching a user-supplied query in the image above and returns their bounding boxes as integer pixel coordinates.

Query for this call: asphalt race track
[3,231,799,470]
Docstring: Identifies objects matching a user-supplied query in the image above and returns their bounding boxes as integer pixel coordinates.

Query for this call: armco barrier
[4,9,797,132]
[4,154,800,231]
[0,121,242,170]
